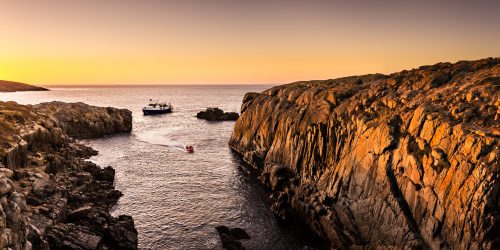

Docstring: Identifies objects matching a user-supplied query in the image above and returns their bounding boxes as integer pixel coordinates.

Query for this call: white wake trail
[135,128,189,152]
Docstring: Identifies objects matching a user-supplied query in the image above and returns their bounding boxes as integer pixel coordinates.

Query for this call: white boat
[142,99,173,115]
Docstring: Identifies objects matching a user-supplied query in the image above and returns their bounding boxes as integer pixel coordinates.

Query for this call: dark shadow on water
[229,152,330,250]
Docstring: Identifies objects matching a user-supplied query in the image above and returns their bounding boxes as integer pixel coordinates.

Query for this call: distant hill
[0,80,48,92]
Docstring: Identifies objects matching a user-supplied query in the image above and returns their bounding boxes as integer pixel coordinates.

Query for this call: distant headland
[0,80,48,92]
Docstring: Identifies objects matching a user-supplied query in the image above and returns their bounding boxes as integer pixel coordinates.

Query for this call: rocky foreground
[0,80,48,92]
[230,58,500,249]
[0,101,136,249]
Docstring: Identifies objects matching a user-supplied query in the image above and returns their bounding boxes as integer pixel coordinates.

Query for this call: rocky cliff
[0,101,137,249]
[229,58,500,249]
[34,102,132,139]
[0,80,48,92]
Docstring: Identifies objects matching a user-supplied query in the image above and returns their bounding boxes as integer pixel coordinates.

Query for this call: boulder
[0,168,14,179]
[0,177,14,196]
[67,205,93,221]
[107,215,138,250]
[215,225,250,250]
[196,107,239,121]
[32,178,54,197]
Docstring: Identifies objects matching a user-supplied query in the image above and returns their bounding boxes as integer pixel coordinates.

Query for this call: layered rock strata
[229,58,500,249]
[0,101,137,249]
[34,102,132,138]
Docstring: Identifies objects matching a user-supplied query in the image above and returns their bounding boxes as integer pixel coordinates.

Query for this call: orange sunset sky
[0,0,499,85]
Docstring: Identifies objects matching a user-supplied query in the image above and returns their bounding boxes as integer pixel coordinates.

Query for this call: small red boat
[185,145,194,153]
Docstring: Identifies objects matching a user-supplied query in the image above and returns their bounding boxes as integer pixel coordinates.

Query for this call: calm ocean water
[0,86,322,249]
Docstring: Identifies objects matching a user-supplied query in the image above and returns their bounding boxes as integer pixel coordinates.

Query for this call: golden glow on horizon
[1,1,499,85]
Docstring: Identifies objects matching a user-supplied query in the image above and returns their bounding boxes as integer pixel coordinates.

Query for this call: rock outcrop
[34,102,133,138]
[215,226,250,250]
[229,58,500,249]
[196,107,239,121]
[0,101,137,249]
[0,80,48,92]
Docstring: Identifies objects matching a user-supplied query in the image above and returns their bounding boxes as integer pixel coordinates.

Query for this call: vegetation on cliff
[0,80,48,92]
[230,58,500,249]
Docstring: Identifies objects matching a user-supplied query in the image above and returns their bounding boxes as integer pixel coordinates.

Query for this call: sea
[0,85,323,250]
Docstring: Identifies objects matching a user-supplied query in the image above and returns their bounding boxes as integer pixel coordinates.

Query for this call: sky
[0,0,499,85]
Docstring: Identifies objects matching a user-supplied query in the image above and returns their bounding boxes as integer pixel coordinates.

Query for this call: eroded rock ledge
[229,58,500,249]
[0,101,137,249]
[34,101,132,139]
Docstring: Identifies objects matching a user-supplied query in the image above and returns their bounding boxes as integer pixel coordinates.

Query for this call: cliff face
[0,80,48,92]
[229,58,500,249]
[0,101,136,249]
[34,101,132,139]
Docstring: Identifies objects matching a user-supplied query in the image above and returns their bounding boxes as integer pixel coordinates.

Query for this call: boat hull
[142,109,172,115]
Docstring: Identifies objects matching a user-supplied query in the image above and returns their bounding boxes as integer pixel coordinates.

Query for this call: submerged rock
[215,226,251,250]
[229,58,500,249]
[230,227,250,240]
[196,107,239,121]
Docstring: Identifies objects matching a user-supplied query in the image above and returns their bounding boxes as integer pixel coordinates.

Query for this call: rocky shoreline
[229,58,500,249]
[34,101,133,139]
[0,101,137,249]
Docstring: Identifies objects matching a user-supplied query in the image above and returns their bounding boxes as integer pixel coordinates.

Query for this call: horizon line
[7,56,499,88]
[41,83,277,87]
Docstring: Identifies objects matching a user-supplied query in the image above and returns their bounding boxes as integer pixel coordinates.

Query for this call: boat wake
[135,128,190,152]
